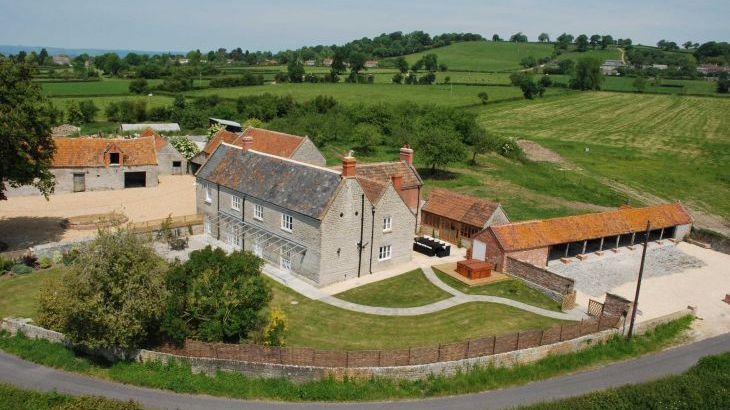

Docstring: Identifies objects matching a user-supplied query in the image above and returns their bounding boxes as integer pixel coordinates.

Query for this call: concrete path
[264,265,586,320]
[1,332,728,410]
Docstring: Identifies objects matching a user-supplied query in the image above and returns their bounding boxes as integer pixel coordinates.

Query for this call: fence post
[539,329,545,346]
[559,324,564,341]
[516,331,520,349]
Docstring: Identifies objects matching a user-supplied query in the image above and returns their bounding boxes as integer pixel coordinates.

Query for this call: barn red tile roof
[478,203,692,252]
[423,189,501,228]
[202,128,306,158]
[331,161,422,189]
[52,137,158,168]
[139,127,157,138]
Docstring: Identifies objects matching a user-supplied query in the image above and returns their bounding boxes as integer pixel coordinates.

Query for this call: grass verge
[0,383,143,410]
[334,268,451,308]
[519,351,730,409]
[433,268,562,311]
[0,315,694,402]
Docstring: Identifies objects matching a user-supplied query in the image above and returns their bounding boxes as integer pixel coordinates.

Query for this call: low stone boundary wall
[505,257,576,306]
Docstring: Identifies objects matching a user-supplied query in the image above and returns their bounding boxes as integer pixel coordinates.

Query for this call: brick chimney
[391,174,403,191]
[342,150,356,178]
[241,135,254,152]
[400,144,413,165]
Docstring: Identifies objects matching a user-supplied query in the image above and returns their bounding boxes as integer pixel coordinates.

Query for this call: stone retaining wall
[505,257,575,302]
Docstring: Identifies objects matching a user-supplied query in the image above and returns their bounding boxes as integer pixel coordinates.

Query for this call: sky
[0,0,728,53]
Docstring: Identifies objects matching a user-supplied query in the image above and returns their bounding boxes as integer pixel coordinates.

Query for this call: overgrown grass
[433,269,561,311]
[0,315,694,401]
[334,269,451,308]
[0,383,143,410]
[520,351,730,409]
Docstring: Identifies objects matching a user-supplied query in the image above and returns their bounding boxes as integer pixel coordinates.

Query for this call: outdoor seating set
[413,236,451,257]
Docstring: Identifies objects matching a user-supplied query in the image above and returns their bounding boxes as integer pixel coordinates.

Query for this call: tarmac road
[1,333,729,410]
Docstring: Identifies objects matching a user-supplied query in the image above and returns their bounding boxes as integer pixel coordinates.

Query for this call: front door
[72,173,85,192]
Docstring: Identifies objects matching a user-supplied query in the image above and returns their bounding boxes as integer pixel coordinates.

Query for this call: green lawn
[49,95,175,121]
[334,269,451,308]
[433,269,562,311]
[477,92,730,220]
[270,279,568,350]
[186,82,547,107]
[0,267,63,320]
[40,78,207,97]
[403,41,554,72]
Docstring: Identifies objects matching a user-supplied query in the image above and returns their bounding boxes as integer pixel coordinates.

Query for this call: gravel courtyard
[0,175,196,250]
[549,242,706,298]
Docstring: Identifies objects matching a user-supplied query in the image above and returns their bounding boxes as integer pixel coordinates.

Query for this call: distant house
[209,118,242,133]
[177,58,190,65]
[120,123,181,133]
[364,60,379,68]
[190,127,326,173]
[651,64,668,70]
[421,189,508,245]
[5,136,159,197]
[304,59,316,66]
[322,58,334,67]
[601,60,624,76]
[52,55,71,66]
[697,64,728,75]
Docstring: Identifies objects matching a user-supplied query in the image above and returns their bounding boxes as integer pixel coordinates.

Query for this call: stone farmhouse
[190,128,326,173]
[471,203,693,272]
[195,138,421,287]
[420,188,508,245]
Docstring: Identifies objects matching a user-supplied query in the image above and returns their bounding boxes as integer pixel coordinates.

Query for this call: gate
[587,299,605,317]
[72,173,85,192]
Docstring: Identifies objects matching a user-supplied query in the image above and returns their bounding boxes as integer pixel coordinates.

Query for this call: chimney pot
[400,144,414,165]
[342,152,356,178]
[242,135,254,152]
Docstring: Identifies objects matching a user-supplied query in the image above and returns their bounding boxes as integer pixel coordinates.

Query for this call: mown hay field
[404,41,554,72]
[477,92,730,220]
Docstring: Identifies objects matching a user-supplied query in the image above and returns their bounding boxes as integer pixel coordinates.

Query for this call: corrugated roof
[210,118,241,127]
[197,144,342,220]
[201,128,305,158]
[120,123,180,132]
[52,137,158,168]
[423,188,500,228]
[478,203,692,252]
[331,161,422,189]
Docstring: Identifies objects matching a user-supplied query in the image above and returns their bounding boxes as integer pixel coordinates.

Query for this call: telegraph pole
[627,220,651,339]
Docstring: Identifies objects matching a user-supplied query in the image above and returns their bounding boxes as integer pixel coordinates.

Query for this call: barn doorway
[124,171,147,188]
[72,173,85,192]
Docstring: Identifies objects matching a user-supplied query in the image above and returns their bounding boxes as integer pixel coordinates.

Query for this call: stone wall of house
[156,143,187,175]
[291,138,327,167]
[505,257,575,301]
[4,165,159,197]
[367,184,417,273]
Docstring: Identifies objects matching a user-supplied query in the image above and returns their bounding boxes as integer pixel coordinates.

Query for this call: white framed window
[280,250,291,271]
[383,215,392,232]
[204,184,212,203]
[281,213,293,232]
[231,195,242,211]
[204,220,211,235]
[254,204,264,221]
[378,245,392,261]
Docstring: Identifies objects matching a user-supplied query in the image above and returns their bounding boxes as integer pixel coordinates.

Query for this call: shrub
[261,307,288,346]
[11,264,33,275]
[21,254,39,268]
[61,249,80,266]
[161,246,270,344]
[52,251,63,265]
[37,229,169,349]
[39,256,52,269]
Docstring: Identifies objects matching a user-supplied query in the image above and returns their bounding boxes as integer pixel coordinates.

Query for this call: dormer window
[109,152,120,166]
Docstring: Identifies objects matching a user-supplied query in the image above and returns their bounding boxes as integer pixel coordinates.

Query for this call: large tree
[570,58,604,90]
[416,125,466,174]
[538,33,550,43]
[0,62,56,199]
[575,34,589,52]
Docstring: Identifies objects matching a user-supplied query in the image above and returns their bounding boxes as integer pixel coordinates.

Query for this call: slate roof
[202,128,305,158]
[476,203,693,252]
[197,143,342,220]
[423,189,501,228]
[331,161,422,189]
[52,137,158,168]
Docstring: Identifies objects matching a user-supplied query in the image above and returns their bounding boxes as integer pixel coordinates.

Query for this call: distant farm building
[471,203,693,272]
[601,60,624,75]
[52,55,71,66]
[421,189,508,245]
[120,123,181,133]
[209,118,242,133]
[322,58,333,67]
[364,60,379,68]
[304,59,316,66]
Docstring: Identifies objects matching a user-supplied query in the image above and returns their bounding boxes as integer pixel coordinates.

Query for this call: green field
[334,269,451,307]
[403,41,553,72]
[40,78,210,97]
[49,95,175,121]
[553,47,622,63]
[185,82,561,107]
[547,74,723,96]
[477,92,730,220]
